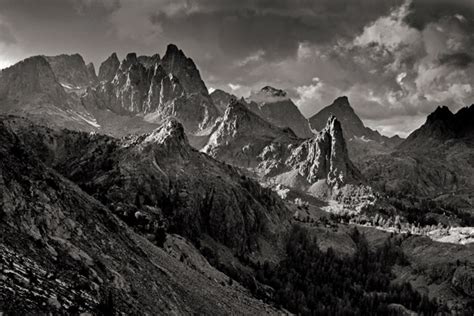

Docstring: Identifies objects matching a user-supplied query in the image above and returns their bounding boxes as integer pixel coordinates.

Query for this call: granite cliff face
[45,54,98,88]
[0,56,99,132]
[309,96,403,162]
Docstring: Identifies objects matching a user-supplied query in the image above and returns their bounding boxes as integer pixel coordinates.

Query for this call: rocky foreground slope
[0,115,290,314]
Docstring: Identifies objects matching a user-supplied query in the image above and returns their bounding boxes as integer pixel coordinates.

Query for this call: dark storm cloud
[1,0,473,137]
[404,0,474,30]
[149,0,403,62]
[438,52,473,68]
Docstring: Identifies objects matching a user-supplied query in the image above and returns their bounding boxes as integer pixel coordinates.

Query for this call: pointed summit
[309,96,363,135]
[288,115,361,188]
[308,96,402,161]
[427,105,454,122]
[143,118,189,156]
[399,104,474,150]
[247,86,313,138]
[161,44,209,96]
[98,52,120,82]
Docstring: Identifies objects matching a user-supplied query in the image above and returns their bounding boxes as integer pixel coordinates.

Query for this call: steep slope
[0,116,284,314]
[247,86,313,138]
[0,56,99,132]
[203,100,366,201]
[309,96,403,161]
[45,54,98,89]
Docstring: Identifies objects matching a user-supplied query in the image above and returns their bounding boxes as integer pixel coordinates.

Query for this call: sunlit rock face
[85,44,220,133]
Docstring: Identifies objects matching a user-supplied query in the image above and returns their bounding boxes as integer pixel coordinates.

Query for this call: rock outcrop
[247,86,313,138]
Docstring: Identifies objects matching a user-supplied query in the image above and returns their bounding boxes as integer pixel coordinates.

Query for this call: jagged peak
[260,86,287,97]
[108,52,119,62]
[143,118,188,149]
[248,86,290,104]
[427,105,454,122]
[138,54,161,69]
[125,52,138,63]
[164,44,184,58]
[98,53,120,82]
[331,96,351,108]
[86,62,96,75]
[224,99,249,118]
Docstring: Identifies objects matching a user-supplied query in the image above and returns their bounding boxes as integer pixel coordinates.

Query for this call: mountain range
[1,44,474,314]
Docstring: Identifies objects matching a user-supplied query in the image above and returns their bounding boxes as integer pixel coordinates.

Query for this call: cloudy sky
[1,0,473,136]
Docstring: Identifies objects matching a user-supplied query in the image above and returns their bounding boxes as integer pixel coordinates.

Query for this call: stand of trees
[254,225,443,315]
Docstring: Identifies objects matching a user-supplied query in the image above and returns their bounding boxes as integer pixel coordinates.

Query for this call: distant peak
[109,52,119,61]
[98,53,120,81]
[226,99,248,115]
[165,44,184,57]
[428,105,454,122]
[260,86,287,97]
[125,52,138,63]
[332,96,350,107]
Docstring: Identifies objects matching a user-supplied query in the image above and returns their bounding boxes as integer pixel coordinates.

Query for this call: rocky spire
[161,44,209,96]
[288,115,361,187]
[98,52,120,82]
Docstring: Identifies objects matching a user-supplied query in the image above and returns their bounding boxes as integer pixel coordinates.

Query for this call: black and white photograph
[0,0,473,314]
